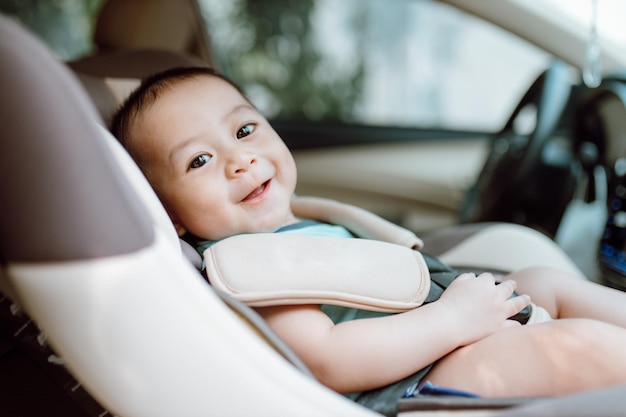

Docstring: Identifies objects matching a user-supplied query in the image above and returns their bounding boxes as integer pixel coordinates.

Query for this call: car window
[198,0,551,132]
[0,0,104,60]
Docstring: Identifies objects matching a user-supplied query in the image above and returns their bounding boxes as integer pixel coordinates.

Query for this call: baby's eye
[189,154,211,169]
[236,123,255,139]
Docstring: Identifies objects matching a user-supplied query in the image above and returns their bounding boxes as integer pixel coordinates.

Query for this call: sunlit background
[1,0,624,132]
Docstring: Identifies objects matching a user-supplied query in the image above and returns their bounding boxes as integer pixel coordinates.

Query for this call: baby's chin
[198,212,298,241]
[243,219,296,236]
[248,211,298,233]
[203,225,283,241]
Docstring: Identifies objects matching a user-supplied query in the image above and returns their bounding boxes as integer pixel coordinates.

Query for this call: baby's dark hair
[110,66,246,162]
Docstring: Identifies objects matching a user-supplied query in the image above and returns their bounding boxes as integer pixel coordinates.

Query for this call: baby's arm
[257,273,530,394]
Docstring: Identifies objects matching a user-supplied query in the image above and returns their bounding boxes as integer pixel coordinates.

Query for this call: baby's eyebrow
[168,136,199,166]
[223,103,257,121]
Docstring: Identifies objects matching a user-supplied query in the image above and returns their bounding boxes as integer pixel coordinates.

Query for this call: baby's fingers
[507,293,532,318]
[455,272,476,281]
[496,279,518,299]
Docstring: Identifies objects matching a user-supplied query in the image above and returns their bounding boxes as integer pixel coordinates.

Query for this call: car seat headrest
[92,0,203,53]
[68,49,207,127]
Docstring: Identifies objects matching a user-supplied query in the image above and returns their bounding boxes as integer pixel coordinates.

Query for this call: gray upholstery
[422,223,499,258]
[0,17,153,263]
[497,384,626,417]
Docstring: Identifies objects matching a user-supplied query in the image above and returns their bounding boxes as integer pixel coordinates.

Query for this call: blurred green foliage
[0,0,104,60]
[202,0,365,121]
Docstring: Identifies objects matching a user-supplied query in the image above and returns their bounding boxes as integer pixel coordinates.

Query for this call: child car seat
[0,15,375,417]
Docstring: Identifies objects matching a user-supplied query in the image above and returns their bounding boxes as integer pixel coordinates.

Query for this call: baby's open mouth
[242,180,270,202]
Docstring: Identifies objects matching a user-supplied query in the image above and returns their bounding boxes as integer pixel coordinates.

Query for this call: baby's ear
[162,204,186,236]
[174,222,187,237]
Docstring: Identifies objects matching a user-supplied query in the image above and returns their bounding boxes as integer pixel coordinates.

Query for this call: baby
[111,66,626,415]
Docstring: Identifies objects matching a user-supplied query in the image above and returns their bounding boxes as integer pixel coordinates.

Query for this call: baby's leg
[511,267,626,327]
[424,318,626,397]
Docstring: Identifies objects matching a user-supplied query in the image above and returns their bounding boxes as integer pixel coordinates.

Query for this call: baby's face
[132,75,298,240]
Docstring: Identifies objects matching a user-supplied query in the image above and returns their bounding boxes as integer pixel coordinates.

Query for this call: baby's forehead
[134,74,255,143]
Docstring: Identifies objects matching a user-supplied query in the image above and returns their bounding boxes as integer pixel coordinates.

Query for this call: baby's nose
[228,151,257,175]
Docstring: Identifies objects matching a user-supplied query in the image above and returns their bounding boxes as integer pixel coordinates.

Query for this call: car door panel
[293,137,489,232]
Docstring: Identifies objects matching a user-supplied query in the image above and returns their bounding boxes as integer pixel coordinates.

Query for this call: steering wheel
[459,60,572,226]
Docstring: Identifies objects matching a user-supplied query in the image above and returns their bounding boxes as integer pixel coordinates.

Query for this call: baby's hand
[437,272,531,345]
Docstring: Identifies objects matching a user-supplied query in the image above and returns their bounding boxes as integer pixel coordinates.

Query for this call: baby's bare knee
[510,267,575,315]
[544,319,625,358]
[511,266,569,287]
[425,319,626,397]
[533,319,597,361]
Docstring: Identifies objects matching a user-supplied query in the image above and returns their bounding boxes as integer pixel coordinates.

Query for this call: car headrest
[92,0,204,54]
[68,48,206,128]
[0,14,372,417]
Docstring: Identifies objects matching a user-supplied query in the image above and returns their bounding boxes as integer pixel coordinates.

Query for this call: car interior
[2,0,626,415]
